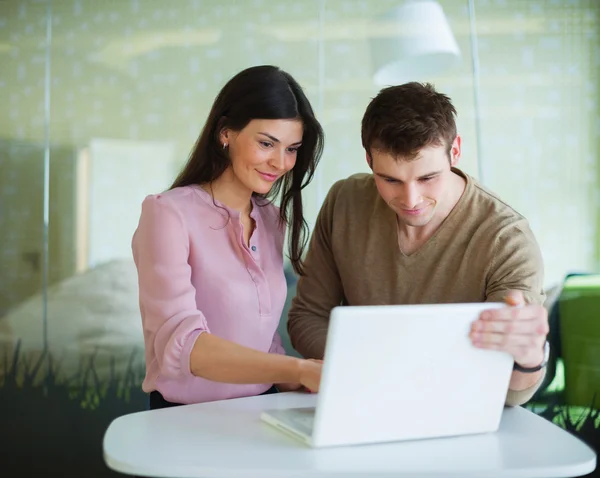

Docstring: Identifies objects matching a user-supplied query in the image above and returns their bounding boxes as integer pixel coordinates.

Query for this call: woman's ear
[217,116,230,147]
[219,128,230,148]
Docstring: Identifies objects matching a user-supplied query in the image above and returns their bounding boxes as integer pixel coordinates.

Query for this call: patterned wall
[1,0,599,317]
[475,0,600,289]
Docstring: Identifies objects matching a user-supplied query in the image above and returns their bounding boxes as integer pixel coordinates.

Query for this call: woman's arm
[190,333,321,391]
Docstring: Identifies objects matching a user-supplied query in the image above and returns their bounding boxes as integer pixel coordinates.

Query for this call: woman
[132,65,324,409]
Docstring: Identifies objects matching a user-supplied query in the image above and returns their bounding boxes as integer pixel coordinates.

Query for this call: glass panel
[475,0,600,288]
[0,1,49,378]
[0,0,51,470]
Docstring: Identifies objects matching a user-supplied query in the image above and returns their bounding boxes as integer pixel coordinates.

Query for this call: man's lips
[400,205,428,215]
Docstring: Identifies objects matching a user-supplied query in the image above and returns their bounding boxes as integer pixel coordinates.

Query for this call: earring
[223,143,228,150]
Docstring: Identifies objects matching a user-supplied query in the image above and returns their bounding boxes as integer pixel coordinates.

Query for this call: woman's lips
[258,171,279,182]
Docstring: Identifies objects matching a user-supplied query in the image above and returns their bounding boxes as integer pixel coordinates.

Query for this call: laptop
[261,302,514,448]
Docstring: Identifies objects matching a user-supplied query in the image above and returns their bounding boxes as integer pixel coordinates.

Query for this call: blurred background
[0,0,599,476]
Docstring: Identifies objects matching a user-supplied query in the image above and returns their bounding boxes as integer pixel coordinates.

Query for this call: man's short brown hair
[361,82,457,161]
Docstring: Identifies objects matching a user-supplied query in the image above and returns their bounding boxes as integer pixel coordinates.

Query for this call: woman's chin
[256,187,274,196]
[250,178,278,195]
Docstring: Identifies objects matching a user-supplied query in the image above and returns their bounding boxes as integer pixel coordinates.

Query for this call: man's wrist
[515,353,544,369]
[513,341,549,373]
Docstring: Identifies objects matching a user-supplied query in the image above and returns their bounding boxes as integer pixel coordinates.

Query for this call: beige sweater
[288,169,546,407]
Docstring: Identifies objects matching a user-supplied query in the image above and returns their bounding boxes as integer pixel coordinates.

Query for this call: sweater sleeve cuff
[505,367,547,407]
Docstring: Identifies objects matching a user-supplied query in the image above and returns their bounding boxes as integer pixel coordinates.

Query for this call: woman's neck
[202,167,253,215]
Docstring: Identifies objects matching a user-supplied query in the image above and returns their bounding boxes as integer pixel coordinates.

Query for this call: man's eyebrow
[375,172,401,181]
[374,170,442,181]
[417,170,442,179]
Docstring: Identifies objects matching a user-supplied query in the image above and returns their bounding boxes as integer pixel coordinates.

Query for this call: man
[287,82,549,406]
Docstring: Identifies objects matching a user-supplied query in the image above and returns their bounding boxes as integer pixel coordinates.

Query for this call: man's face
[371,137,461,228]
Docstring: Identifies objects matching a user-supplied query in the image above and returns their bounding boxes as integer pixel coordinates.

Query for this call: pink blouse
[132,185,288,404]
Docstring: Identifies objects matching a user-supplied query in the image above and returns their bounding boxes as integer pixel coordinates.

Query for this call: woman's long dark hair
[170,65,324,276]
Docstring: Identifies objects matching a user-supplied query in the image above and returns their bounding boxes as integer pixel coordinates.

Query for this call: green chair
[559,274,600,408]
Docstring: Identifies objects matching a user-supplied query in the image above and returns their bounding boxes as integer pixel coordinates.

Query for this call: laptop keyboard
[286,407,316,434]
[292,413,315,428]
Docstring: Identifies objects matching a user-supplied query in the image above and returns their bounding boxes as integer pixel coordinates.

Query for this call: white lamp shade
[370,1,461,86]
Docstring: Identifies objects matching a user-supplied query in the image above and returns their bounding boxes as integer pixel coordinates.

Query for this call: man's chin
[402,218,432,228]
[396,210,435,227]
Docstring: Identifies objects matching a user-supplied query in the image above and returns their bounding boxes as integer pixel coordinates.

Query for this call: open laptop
[261,302,514,448]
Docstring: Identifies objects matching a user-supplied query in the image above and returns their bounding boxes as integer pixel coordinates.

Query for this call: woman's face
[220,119,304,195]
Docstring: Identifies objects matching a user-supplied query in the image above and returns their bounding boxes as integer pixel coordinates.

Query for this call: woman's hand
[276,382,304,392]
[298,358,323,392]
[276,358,323,393]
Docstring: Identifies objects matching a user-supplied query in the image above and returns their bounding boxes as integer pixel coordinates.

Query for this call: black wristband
[513,341,549,373]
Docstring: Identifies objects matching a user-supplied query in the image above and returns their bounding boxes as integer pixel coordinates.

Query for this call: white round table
[103,391,596,478]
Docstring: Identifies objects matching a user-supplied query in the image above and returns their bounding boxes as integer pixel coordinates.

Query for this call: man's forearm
[505,368,546,406]
[287,314,329,359]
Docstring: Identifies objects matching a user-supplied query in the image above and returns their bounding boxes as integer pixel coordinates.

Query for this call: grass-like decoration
[0,341,147,477]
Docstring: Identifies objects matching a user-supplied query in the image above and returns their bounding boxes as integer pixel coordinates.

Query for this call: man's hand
[469,291,548,368]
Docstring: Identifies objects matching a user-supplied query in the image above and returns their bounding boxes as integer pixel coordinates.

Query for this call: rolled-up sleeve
[133,194,209,379]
